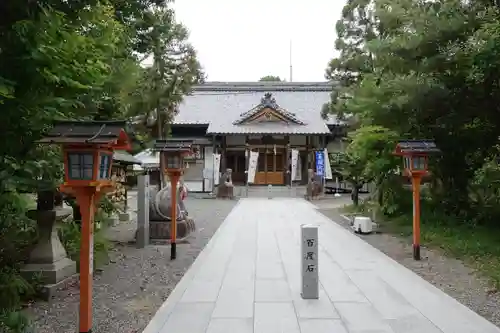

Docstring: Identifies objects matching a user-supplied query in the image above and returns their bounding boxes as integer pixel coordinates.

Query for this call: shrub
[0,192,38,332]
[58,214,112,269]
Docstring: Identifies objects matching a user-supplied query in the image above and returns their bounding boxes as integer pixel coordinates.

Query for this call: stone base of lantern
[20,208,77,300]
[21,259,78,301]
[149,218,196,243]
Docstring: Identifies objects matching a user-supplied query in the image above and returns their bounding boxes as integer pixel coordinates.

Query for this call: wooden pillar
[305,135,310,185]
[285,135,290,186]
[245,135,249,185]
[123,165,128,211]
[201,145,205,193]
[221,136,227,173]
[212,136,217,192]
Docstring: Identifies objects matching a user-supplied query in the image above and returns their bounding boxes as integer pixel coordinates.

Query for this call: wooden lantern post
[394,140,440,261]
[153,139,192,260]
[38,121,131,333]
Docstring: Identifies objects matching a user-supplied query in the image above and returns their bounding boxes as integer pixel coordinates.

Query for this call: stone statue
[147,180,195,241]
[217,168,234,199]
[305,169,322,200]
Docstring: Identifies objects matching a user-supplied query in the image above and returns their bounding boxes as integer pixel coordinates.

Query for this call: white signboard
[291,149,299,181]
[324,148,333,180]
[213,154,221,185]
[247,151,259,183]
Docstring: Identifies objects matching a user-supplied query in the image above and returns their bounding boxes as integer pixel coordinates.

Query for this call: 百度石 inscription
[306,264,315,272]
[301,225,319,299]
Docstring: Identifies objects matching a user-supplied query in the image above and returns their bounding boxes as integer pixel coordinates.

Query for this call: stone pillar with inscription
[301,224,319,299]
[136,174,150,248]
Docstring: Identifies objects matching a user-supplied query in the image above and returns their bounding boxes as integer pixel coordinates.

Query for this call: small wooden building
[110,150,141,210]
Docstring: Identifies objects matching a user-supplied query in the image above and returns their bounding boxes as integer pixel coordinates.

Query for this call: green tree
[0,4,132,330]
[0,1,203,330]
[259,75,282,82]
[335,126,399,206]
[323,0,376,120]
[127,5,204,141]
[325,0,500,220]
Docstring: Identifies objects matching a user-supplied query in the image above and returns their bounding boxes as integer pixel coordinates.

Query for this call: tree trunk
[351,182,360,206]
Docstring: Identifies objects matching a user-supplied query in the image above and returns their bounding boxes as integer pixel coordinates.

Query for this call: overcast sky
[173,0,343,82]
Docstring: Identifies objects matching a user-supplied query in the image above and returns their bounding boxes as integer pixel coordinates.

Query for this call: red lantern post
[394,140,440,260]
[39,121,131,333]
[153,139,192,260]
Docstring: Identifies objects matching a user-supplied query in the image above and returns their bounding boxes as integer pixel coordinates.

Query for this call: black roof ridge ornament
[233,92,305,125]
[85,124,106,142]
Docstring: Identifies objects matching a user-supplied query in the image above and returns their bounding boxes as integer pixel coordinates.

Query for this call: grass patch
[344,202,500,289]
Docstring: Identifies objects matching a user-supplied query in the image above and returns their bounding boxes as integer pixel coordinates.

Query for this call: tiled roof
[396,140,441,154]
[173,82,343,134]
[113,150,141,165]
[38,120,128,145]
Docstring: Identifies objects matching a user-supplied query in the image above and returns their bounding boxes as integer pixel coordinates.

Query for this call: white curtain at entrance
[296,154,302,181]
[324,148,333,180]
[291,149,299,181]
[247,151,259,183]
[213,154,221,185]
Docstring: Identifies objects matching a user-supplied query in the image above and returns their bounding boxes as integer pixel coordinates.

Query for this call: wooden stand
[411,176,422,261]
[168,172,180,260]
[62,185,109,333]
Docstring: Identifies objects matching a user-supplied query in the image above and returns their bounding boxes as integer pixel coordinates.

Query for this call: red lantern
[394,140,440,261]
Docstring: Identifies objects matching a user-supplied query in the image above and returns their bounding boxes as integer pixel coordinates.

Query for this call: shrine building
[137,81,346,192]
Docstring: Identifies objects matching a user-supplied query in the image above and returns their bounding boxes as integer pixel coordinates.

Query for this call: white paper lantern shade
[166,154,182,170]
[98,153,112,180]
[68,152,94,180]
[411,156,426,171]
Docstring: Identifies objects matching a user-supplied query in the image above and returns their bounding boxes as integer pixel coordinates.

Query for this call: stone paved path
[143,198,500,333]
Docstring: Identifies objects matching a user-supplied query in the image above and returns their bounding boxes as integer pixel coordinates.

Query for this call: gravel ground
[25,191,500,331]
[27,196,238,333]
[316,198,500,328]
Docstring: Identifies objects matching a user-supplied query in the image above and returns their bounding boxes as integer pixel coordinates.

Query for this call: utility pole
[289,40,293,82]
[153,26,166,190]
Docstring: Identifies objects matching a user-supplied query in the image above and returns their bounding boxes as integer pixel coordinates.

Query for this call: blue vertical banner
[315,151,325,178]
